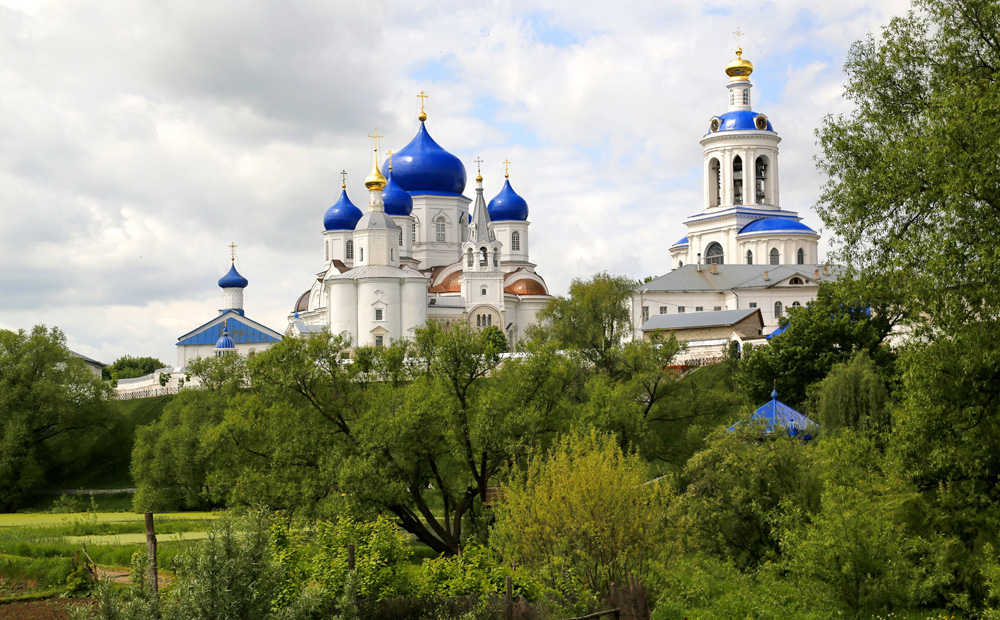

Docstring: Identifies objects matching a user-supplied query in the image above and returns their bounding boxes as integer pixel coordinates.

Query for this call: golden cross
[733,28,744,49]
[340,169,347,188]
[418,90,428,113]
[387,149,394,170]
[367,127,383,153]
[228,241,237,262]
[474,156,483,176]
[503,159,511,179]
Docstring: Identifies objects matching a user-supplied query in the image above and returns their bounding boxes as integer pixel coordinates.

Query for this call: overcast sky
[0,0,912,366]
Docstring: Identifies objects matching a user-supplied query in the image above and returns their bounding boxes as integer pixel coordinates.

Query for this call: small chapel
[287,100,551,348]
[634,47,841,350]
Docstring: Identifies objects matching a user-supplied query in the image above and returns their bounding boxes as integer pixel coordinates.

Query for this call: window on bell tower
[511,231,520,251]
[733,156,743,205]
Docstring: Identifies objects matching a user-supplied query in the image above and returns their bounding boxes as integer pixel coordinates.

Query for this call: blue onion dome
[738,217,817,235]
[488,179,529,221]
[709,110,774,133]
[218,263,248,288]
[323,188,363,231]
[382,170,413,216]
[381,122,467,195]
[215,329,235,349]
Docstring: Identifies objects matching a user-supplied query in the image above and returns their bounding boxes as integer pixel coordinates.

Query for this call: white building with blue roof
[634,48,838,343]
[289,103,552,348]
[175,258,283,368]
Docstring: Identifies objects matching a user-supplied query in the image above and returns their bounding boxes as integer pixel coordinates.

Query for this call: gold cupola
[365,157,387,190]
[725,48,753,82]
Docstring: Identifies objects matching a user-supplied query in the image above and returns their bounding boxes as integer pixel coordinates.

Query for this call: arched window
[732,155,743,205]
[709,158,721,207]
[705,242,724,264]
[511,231,520,251]
[789,277,804,285]
[359,247,364,262]
[481,287,487,296]
[325,242,329,262]
[792,301,801,308]
[774,301,783,319]
[346,240,354,260]
[466,249,473,267]
[755,156,768,204]
[487,314,492,326]
[390,248,394,261]
[479,247,488,266]
[797,248,805,265]
[435,218,446,242]
[769,248,779,265]
[746,250,753,265]
[476,315,481,327]
[494,248,499,267]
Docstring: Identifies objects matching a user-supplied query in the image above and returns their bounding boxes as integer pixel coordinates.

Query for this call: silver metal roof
[640,264,843,293]
[640,307,761,331]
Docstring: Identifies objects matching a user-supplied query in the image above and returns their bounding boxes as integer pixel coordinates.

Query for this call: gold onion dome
[365,159,387,190]
[726,47,753,81]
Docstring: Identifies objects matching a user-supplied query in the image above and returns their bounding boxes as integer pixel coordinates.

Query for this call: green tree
[735,281,896,409]
[0,325,112,511]
[492,431,669,597]
[816,0,1000,330]
[814,350,890,435]
[102,355,167,381]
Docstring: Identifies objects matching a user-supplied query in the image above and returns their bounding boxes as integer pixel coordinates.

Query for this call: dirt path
[0,598,95,620]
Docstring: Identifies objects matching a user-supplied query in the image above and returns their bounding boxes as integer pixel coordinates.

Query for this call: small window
[346,240,354,260]
[399,228,403,245]
[797,248,805,265]
[749,302,757,308]
[770,248,779,265]
[678,306,685,313]
[476,315,482,327]
[714,306,722,311]
[494,249,499,267]
[511,231,520,251]
[729,90,735,106]
[411,223,416,244]
[390,248,394,260]
[792,301,801,308]
[774,301,783,319]
[325,242,329,262]
[375,335,383,347]
[487,314,492,326]
[642,306,649,322]
[695,306,704,312]
[481,287,487,296]
[359,247,364,262]
[705,242,724,264]
[746,250,753,265]
[375,308,384,321]
[480,247,488,267]
[742,89,750,106]
[659,307,668,314]
[789,277,804,285]
[435,219,446,242]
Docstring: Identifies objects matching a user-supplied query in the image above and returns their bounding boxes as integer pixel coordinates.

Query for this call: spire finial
[387,150,394,172]
[733,28,744,53]
[417,90,428,122]
[503,158,511,179]
[228,241,237,262]
[340,169,347,190]
[474,156,484,183]
[365,128,387,190]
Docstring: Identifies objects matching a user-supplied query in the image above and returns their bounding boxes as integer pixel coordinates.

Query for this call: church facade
[288,107,551,347]
[634,49,839,347]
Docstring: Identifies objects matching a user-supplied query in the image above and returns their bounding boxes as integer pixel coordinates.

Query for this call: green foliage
[0,325,113,511]
[492,431,668,597]
[103,356,167,381]
[309,515,413,602]
[816,0,1000,331]
[673,424,820,570]
[479,325,508,356]
[418,540,542,601]
[735,282,896,409]
[814,350,890,435]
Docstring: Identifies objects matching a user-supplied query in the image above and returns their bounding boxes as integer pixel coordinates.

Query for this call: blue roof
[487,179,529,222]
[177,315,282,347]
[382,122,466,196]
[218,264,248,289]
[215,329,235,349]
[672,236,689,247]
[739,217,816,235]
[731,389,817,438]
[382,170,413,216]
[324,189,363,231]
[713,110,774,132]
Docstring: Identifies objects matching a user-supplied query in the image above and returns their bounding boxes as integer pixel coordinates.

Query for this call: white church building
[288,105,551,348]
[634,48,841,350]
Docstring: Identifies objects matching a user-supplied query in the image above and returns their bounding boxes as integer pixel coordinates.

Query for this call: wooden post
[144,512,158,605]
[347,543,355,571]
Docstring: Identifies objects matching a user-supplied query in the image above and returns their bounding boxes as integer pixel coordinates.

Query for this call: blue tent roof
[730,389,817,438]
[177,314,282,347]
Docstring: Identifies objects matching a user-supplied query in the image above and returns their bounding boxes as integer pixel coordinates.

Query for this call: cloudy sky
[0,0,911,366]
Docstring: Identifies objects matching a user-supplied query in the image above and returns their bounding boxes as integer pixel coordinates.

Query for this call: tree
[816,0,1000,330]
[814,350,890,435]
[103,355,167,381]
[532,272,636,377]
[0,325,112,511]
[491,431,669,597]
[735,281,896,409]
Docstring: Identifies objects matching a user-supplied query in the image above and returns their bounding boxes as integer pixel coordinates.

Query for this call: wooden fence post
[144,511,158,608]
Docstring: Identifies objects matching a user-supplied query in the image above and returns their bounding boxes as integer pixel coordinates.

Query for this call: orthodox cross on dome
[503,158,511,179]
[340,169,347,189]
[733,28,744,52]
[474,156,484,180]
[417,90,428,121]
[228,241,237,262]
[367,128,383,153]
[387,150,394,171]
